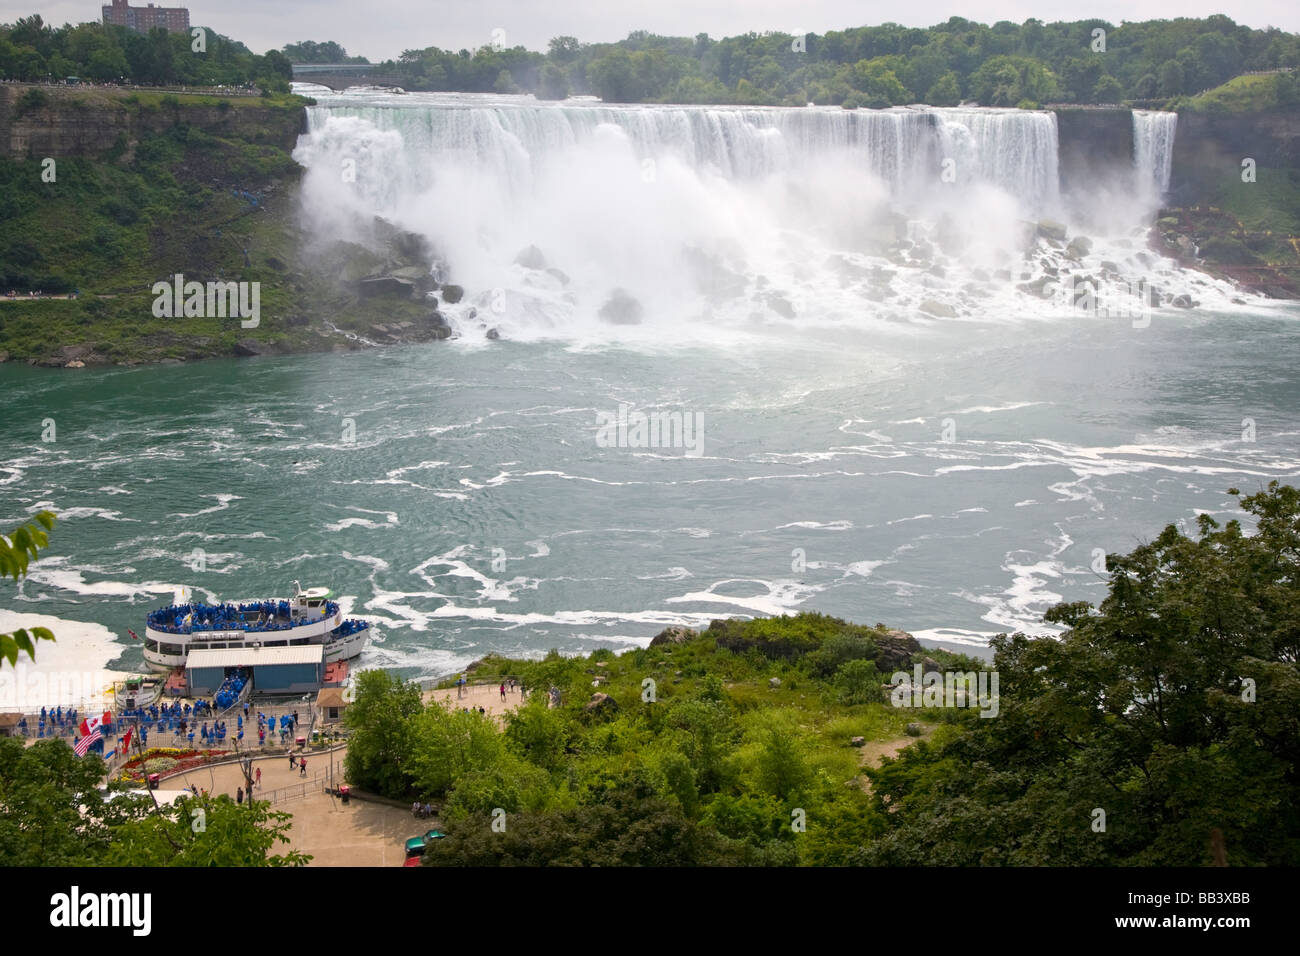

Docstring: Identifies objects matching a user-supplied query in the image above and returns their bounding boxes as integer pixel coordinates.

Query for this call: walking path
[423,680,527,724]
[156,685,528,865]
[163,747,416,865]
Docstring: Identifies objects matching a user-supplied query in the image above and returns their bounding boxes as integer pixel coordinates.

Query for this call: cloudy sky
[7,1,1298,60]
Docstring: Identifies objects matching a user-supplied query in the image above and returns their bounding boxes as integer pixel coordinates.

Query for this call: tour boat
[141,581,369,672]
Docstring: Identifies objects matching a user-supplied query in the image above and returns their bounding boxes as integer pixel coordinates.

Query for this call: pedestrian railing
[258,766,335,806]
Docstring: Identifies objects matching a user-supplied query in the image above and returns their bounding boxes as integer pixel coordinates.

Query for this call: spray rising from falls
[294,91,1240,342]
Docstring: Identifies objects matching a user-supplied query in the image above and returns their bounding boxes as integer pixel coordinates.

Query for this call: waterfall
[292,91,1239,339]
[1132,110,1177,197]
[302,98,1062,215]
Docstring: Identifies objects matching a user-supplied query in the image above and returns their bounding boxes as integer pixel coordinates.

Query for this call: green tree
[925,71,962,105]
[0,737,108,865]
[1157,59,1185,95]
[105,794,309,866]
[1132,73,1158,98]
[342,669,422,797]
[864,484,1300,866]
[409,703,506,797]
[1092,74,1124,103]
[537,62,569,100]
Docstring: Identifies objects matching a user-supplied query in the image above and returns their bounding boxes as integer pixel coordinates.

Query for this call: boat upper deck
[147,600,340,635]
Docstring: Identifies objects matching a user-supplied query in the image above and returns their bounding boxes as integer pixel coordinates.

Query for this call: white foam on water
[0,610,133,708]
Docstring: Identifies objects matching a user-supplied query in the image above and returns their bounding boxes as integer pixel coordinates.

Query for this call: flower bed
[119,747,230,783]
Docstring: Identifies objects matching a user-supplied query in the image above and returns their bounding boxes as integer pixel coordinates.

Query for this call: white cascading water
[293,91,1243,342]
[1132,109,1178,199]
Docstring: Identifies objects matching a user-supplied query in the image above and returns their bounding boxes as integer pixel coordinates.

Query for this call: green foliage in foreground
[347,483,1300,866]
[862,482,1300,866]
[0,737,308,866]
[0,510,56,666]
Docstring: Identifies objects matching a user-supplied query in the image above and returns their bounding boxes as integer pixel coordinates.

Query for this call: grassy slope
[1179,71,1298,113]
[0,92,434,365]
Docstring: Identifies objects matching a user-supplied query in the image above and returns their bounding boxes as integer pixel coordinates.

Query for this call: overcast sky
[7,1,1299,60]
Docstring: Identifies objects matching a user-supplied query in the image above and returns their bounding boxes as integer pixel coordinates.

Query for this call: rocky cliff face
[1170,109,1300,200]
[1052,107,1135,199]
[0,85,304,160]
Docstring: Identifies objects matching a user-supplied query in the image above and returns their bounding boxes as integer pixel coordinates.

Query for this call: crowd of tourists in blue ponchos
[22,664,300,748]
[19,705,82,738]
[213,672,246,710]
[334,618,368,638]
[146,599,340,634]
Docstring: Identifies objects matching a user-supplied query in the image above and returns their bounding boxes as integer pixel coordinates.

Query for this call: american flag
[74,711,111,757]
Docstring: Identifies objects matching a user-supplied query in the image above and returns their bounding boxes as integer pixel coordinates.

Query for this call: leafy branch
[0,510,57,667]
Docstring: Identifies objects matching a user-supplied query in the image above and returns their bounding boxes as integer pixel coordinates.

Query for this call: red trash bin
[295,736,306,748]
[339,784,350,805]
[147,773,160,790]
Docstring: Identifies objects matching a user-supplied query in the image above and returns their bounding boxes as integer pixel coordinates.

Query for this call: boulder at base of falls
[515,245,548,269]
[358,275,416,299]
[421,310,454,339]
[1065,236,1094,259]
[1171,294,1196,308]
[918,298,957,317]
[486,327,500,340]
[1017,276,1056,299]
[766,293,795,318]
[599,288,643,325]
[440,283,464,304]
[1037,219,1068,242]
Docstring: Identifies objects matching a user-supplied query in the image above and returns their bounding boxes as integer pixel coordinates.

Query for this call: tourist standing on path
[300,757,307,777]
[500,683,507,701]
[289,752,296,769]
[237,786,243,805]
[255,767,262,788]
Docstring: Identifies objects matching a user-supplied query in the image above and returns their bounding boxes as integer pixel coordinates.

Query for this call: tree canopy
[0,15,293,91]
[375,16,1298,106]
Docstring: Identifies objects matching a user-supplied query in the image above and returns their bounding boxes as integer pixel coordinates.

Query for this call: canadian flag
[74,711,112,757]
[79,711,110,737]
[121,726,134,754]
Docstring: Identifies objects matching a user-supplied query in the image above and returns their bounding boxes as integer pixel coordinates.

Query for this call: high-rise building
[102,0,191,35]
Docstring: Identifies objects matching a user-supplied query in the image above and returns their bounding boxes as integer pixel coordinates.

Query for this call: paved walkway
[423,681,527,724]
[163,748,417,866]
[155,685,528,866]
